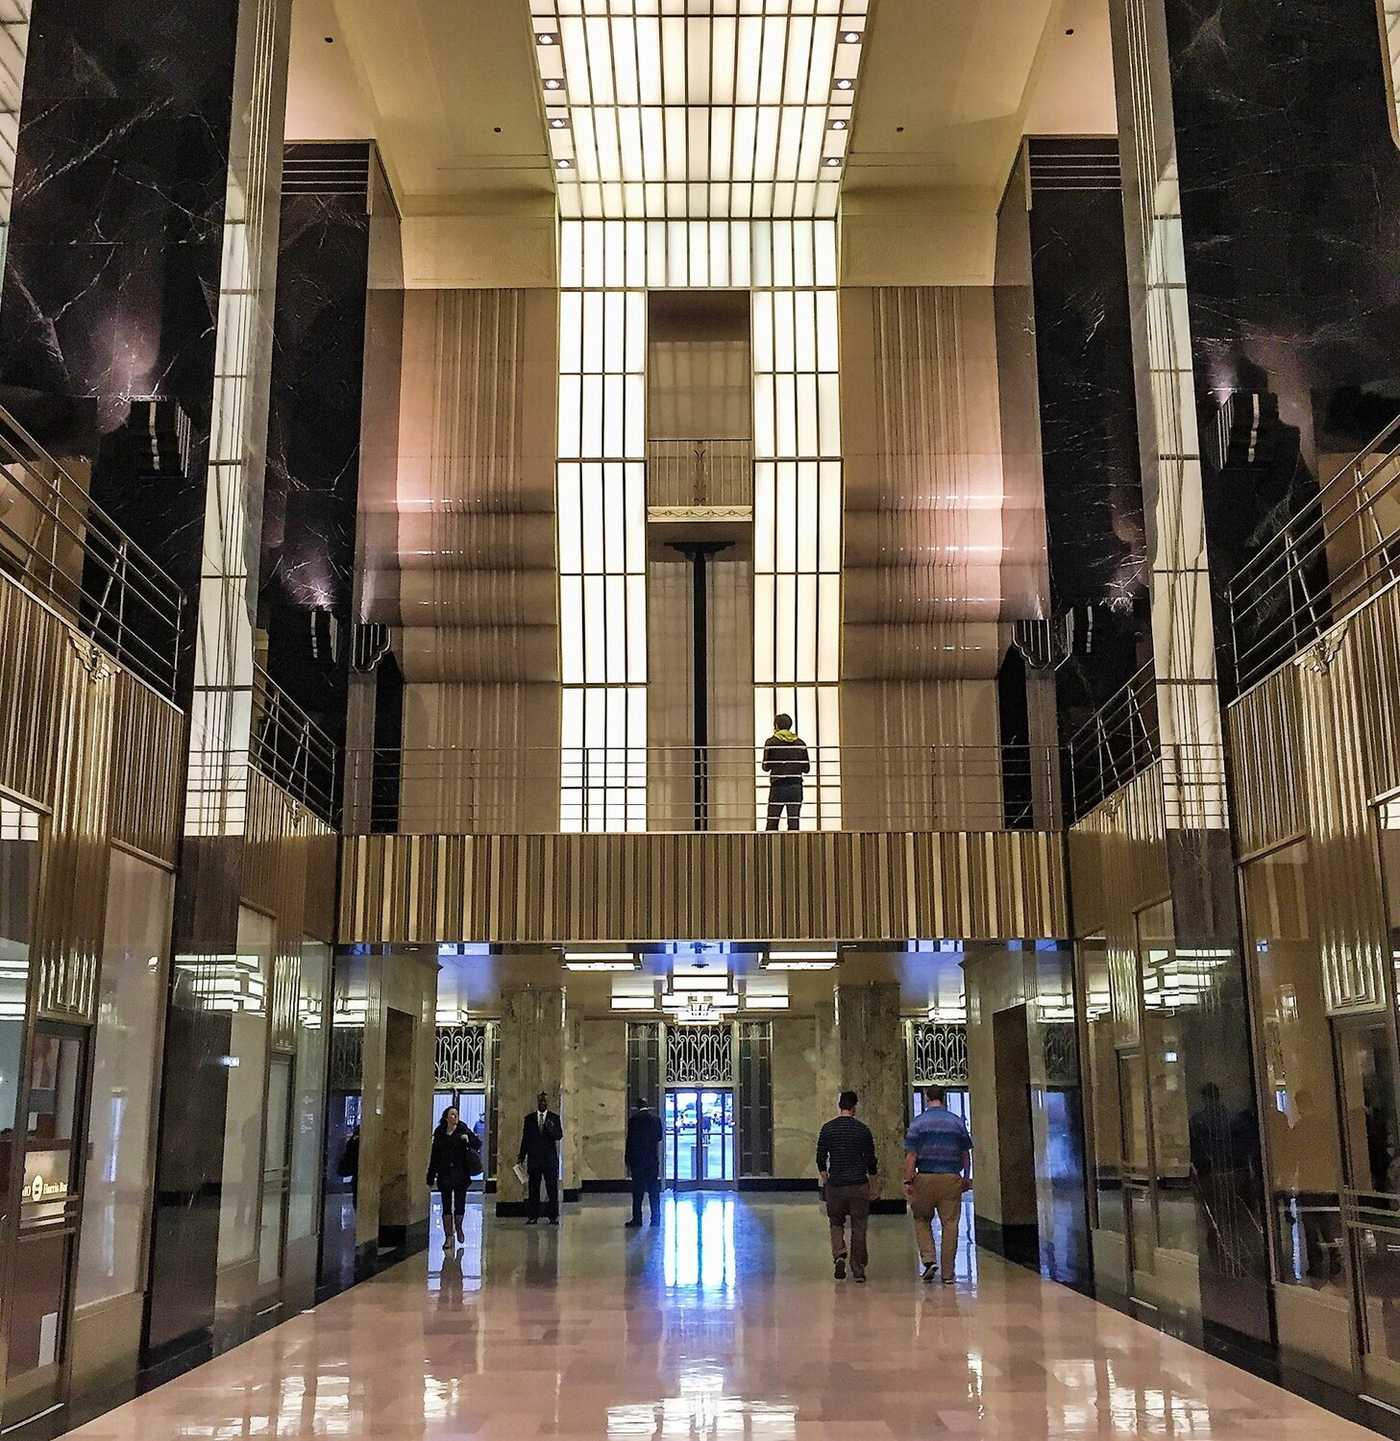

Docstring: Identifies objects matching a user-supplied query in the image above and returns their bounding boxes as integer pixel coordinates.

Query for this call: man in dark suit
[518,1090,564,1224]
[624,1098,664,1227]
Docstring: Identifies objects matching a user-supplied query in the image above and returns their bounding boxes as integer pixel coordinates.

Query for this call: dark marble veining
[1162,0,1400,650]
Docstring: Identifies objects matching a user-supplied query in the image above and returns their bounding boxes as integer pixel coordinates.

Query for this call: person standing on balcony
[762,712,810,831]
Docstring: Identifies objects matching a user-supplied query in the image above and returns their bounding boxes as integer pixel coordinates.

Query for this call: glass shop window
[76,848,173,1307]
[1243,841,1347,1294]
[1078,933,1124,1231]
[1137,899,1197,1260]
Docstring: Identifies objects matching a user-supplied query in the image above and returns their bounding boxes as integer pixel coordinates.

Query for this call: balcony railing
[250,664,339,825]
[343,742,1055,836]
[1228,414,1400,692]
[1066,661,1160,822]
[646,438,753,510]
[0,403,184,698]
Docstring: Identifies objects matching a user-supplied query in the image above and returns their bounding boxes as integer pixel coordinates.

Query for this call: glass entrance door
[665,1089,734,1188]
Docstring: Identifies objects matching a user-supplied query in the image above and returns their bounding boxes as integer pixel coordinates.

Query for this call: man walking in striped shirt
[816,1090,879,1282]
[903,1085,973,1283]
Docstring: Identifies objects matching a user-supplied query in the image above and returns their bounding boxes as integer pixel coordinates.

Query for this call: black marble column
[1160,0,1400,675]
[0,0,244,693]
[994,138,1149,806]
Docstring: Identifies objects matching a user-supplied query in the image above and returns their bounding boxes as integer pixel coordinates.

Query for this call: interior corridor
[64,1196,1373,1440]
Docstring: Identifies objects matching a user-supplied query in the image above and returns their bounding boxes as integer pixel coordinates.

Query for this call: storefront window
[1078,934,1123,1231]
[75,849,172,1307]
[0,798,41,1199]
[288,940,329,1247]
[214,906,274,1311]
[1138,900,1196,1259]
[1243,841,1346,1294]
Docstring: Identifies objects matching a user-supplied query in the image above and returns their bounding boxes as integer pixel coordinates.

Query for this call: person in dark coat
[762,711,811,831]
[518,1090,565,1224]
[624,1098,664,1227]
[426,1106,482,1248]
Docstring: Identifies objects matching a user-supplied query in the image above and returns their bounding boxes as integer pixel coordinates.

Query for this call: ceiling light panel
[530,0,870,219]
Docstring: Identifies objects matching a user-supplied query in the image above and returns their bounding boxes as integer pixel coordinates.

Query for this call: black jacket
[426,1122,481,1188]
[625,1107,664,1174]
[762,732,810,781]
[518,1109,564,1168]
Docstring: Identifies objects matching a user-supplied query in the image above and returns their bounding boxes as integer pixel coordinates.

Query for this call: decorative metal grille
[737,1021,773,1177]
[1042,1022,1080,1088]
[329,1024,364,1090]
[666,1023,732,1086]
[911,1022,968,1085]
[435,1023,488,1087]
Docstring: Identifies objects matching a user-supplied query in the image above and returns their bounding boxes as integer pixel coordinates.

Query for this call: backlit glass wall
[556,218,842,830]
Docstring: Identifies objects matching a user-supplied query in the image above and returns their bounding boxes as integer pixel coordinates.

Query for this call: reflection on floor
[70,1195,1376,1439]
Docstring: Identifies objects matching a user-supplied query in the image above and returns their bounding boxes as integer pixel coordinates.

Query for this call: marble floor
[71,1195,1378,1439]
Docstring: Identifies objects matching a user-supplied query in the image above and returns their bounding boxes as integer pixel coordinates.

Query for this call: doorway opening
[664,1088,735,1188]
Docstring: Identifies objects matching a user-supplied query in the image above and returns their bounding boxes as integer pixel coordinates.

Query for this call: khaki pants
[825,1182,870,1268]
[909,1173,964,1275]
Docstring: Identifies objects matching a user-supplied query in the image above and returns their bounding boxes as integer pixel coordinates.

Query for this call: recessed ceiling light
[823,157,841,168]
[549,117,568,129]
[544,78,564,91]
[840,30,861,42]
[835,78,854,91]
[556,158,573,170]
[536,32,558,45]
[829,118,848,130]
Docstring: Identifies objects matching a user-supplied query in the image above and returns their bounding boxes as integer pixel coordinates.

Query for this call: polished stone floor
[72,1195,1377,1439]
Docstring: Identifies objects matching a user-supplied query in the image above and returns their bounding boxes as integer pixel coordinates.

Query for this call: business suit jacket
[625,1108,664,1176]
[518,1110,564,1170]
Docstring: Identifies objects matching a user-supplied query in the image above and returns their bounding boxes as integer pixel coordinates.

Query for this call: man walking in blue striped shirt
[902,1085,972,1283]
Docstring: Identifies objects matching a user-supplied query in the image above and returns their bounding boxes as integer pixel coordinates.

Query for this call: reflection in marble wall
[574,1017,626,1183]
[771,1016,822,1181]
[495,985,567,1210]
[964,943,1090,1287]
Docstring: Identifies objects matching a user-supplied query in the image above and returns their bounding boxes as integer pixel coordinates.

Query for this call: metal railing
[1228,414,1400,692]
[250,664,339,825]
[1066,661,1160,821]
[0,404,184,697]
[342,742,1056,836]
[646,438,753,510]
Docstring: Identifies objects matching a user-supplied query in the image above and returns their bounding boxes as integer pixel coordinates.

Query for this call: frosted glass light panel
[752,219,842,828]
[529,0,868,219]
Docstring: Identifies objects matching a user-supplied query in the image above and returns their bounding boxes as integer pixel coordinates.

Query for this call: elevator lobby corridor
[64,1197,1371,1440]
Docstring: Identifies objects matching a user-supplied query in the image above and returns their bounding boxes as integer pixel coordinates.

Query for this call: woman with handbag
[426,1105,483,1248]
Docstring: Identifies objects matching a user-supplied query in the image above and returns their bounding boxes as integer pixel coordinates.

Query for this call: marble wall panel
[831,981,905,1197]
[771,1015,823,1181]
[495,984,568,1209]
[573,1017,627,1184]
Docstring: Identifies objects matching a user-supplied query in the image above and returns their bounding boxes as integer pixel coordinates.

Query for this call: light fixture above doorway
[563,951,640,972]
[763,948,838,971]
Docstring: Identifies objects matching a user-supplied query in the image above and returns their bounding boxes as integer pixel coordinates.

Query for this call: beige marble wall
[771,1016,823,1180]
[495,985,568,1207]
[356,949,438,1247]
[573,1017,628,1183]
[830,982,906,1190]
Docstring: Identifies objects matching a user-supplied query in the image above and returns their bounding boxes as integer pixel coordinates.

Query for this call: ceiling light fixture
[835,77,854,91]
[549,117,568,129]
[829,119,848,130]
[840,30,862,42]
[543,78,564,91]
[556,158,573,169]
[823,157,841,168]
[536,32,558,45]
[563,951,637,971]
[764,949,839,971]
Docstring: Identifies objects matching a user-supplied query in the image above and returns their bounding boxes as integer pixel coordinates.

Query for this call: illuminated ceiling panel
[529,0,871,218]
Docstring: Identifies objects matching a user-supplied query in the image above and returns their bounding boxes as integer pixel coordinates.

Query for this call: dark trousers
[439,1184,467,1223]
[766,781,803,831]
[527,1163,559,1220]
[825,1182,871,1268]
[631,1169,661,1223]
